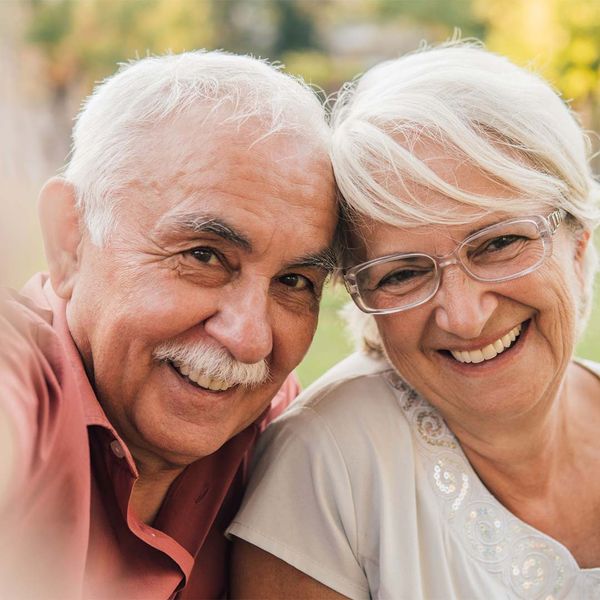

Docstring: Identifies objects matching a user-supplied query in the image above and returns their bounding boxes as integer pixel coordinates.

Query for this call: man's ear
[38,177,83,300]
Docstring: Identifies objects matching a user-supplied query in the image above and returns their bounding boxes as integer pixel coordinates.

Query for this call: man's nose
[433,266,498,339]
[203,281,273,365]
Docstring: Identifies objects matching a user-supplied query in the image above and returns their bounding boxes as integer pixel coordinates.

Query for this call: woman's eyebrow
[464,215,514,238]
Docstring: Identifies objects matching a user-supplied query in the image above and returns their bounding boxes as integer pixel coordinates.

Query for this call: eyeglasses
[344,209,566,315]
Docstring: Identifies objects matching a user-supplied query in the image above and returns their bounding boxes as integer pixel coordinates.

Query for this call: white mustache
[153,340,270,388]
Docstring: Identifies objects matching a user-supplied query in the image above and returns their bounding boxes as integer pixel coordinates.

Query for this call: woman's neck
[448,361,600,567]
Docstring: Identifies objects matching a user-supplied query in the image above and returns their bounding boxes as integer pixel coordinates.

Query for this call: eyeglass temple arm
[547,208,567,233]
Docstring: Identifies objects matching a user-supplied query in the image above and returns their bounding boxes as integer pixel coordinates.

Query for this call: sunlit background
[2,0,599,384]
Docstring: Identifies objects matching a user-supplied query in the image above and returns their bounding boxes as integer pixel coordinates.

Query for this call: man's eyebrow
[289,248,337,273]
[162,213,252,251]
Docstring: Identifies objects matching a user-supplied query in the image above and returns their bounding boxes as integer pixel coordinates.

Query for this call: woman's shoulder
[258,353,416,467]
[297,351,397,404]
[283,352,406,428]
[576,357,600,378]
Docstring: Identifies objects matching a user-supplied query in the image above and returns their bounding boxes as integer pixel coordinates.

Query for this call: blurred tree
[210,0,277,56]
[25,0,214,158]
[377,0,485,38]
[27,0,214,97]
[473,0,600,167]
[272,0,320,54]
[27,0,76,106]
[473,0,600,104]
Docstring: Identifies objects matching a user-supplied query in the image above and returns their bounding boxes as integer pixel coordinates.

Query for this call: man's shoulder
[2,272,54,328]
[1,275,65,375]
[0,273,92,464]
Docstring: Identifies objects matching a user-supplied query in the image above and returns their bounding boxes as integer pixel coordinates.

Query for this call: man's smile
[169,360,236,393]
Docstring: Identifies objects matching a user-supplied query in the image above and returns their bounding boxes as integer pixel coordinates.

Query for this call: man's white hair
[64,50,329,245]
[332,41,600,350]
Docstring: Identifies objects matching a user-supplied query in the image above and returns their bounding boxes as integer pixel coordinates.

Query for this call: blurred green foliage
[378,0,484,37]
[475,0,600,103]
[296,284,353,387]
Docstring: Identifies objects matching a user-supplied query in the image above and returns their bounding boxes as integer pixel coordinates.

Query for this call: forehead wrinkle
[157,212,252,251]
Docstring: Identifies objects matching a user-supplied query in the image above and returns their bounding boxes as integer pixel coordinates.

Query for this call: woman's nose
[433,266,498,339]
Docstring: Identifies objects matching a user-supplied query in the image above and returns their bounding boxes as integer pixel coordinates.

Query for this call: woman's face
[353,163,586,430]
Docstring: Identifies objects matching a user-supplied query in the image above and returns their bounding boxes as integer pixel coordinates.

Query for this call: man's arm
[0,303,19,510]
[0,407,15,509]
[0,298,43,512]
[230,539,349,600]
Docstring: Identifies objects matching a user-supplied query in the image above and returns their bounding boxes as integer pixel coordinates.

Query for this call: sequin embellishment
[381,369,598,599]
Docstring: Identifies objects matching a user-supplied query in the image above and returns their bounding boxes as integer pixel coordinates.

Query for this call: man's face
[67,116,337,467]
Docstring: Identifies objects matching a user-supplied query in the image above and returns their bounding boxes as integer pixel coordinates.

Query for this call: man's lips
[168,361,235,392]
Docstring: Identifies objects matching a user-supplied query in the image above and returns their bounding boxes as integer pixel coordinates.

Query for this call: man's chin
[129,406,262,466]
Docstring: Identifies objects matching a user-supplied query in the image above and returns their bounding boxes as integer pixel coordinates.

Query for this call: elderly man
[0,51,337,598]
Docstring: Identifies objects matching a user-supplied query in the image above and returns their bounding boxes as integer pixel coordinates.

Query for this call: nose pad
[203,284,273,365]
[433,267,498,339]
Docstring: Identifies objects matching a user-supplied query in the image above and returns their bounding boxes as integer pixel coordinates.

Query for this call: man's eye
[189,248,221,265]
[278,273,312,291]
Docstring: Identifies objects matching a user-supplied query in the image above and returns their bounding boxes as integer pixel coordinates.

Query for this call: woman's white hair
[64,50,329,245]
[331,41,600,351]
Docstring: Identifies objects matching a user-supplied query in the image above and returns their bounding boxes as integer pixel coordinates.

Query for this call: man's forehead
[143,106,322,159]
[136,125,328,204]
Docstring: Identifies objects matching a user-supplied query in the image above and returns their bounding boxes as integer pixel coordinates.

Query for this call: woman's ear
[575,230,591,259]
[38,177,83,300]
[573,229,591,286]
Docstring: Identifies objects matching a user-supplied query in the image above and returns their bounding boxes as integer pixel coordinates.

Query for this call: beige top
[228,353,600,600]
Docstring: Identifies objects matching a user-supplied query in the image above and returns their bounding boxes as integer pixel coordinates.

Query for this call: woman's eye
[483,235,522,252]
[278,273,312,291]
[189,248,220,265]
[379,268,422,286]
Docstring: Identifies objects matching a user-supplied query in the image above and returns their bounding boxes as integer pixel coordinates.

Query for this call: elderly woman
[228,43,600,599]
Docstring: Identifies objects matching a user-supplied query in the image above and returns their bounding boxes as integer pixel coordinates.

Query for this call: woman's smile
[446,322,523,363]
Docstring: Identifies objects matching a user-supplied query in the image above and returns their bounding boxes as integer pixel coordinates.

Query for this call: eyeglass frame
[343,209,567,315]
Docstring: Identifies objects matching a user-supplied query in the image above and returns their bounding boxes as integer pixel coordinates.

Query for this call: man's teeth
[173,362,233,391]
[450,324,522,364]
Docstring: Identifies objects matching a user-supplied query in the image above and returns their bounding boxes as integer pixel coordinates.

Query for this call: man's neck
[131,468,184,525]
[129,450,189,525]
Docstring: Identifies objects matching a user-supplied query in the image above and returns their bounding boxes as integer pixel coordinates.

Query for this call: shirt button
[110,440,126,458]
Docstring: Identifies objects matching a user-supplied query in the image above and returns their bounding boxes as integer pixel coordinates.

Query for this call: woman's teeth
[450,323,523,364]
[173,362,232,391]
